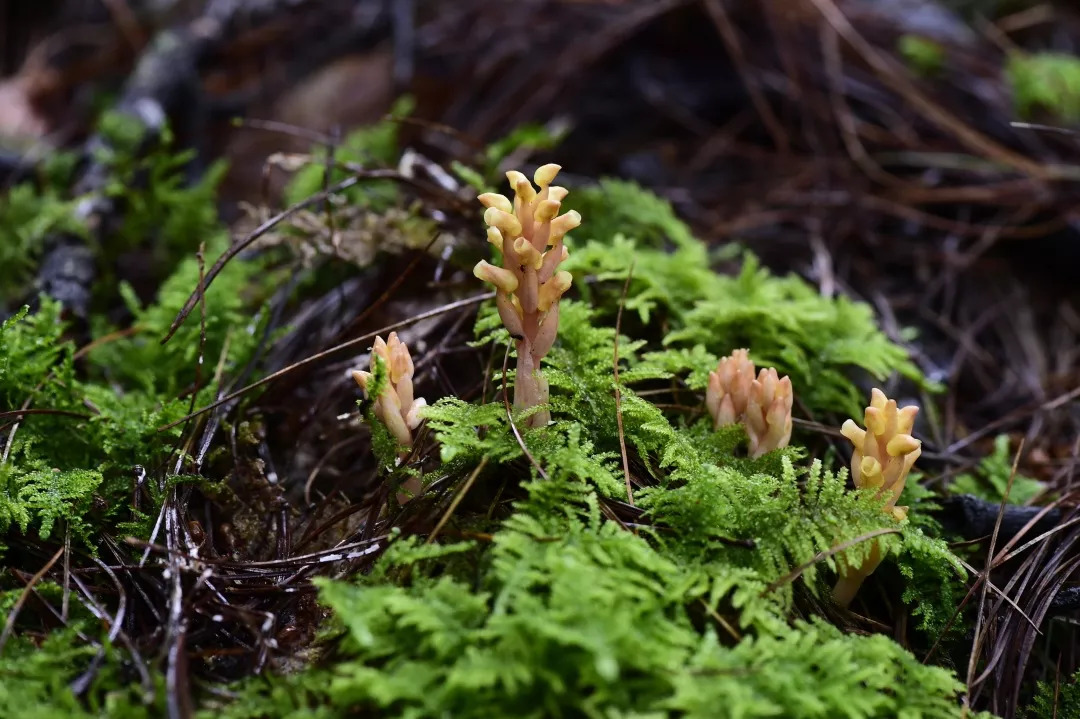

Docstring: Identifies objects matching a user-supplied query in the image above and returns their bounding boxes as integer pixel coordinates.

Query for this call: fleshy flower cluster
[706,349,793,458]
[352,332,427,454]
[833,389,922,607]
[473,164,580,427]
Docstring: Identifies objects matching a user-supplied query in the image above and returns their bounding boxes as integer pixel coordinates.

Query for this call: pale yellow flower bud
[478,192,513,213]
[473,260,520,294]
[484,207,522,239]
[533,163,561,188]
[548,186,569,202]
[536,271,573,312]
[533,199,561,224]
[549,210,581,243]
[513,237,544,270]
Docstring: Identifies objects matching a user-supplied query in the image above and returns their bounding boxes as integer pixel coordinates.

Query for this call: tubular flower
[352,332,428,452]
[706,350,793,458]
[474,164,579,427]
[833,389,922,607]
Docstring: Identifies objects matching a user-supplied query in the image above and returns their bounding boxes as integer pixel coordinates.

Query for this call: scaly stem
[514,338,549,427]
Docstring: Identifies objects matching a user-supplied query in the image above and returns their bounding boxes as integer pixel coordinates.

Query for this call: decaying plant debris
[2,1,1080,718]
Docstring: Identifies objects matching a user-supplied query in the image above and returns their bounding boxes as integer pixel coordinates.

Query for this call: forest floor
[2,1,1080,718]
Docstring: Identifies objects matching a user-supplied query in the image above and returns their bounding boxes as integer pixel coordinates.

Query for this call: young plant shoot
[833,389,922,607]
[353,332,427,456]
[706,348,794,458]
[473,164,579,427]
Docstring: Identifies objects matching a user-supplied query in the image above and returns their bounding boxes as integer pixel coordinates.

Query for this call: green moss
[900,35,946,77]
[0,163,85,304]
[1027,669,1080,718]
[1007,52,1080,123]
[283,95,414,208]
[0,587,164,718]
[950,434,1043,505]
[1,118,996,717]
[221,219,968,715]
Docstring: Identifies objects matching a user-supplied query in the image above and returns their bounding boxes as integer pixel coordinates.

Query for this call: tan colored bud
[478,192,513,213]
[549,210,581,243]
[536,271,573,312]
[513,237,544,270]
[353,335,427,458]
[534,199,561,224]
[706,351,793,458]
[484,207,522,239]
[505,170,529,191]
[385,332,413,384]
[745,369,793,458]
[352,370,373,396]
[547,186,569,202]
[474,260,520,294]
[705,349,755,429]
[508,172,537,205]
[534,163,561,188]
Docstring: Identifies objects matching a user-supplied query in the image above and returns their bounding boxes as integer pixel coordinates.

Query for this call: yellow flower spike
[834,388,922,607]
[473,260,520,294]
[533,163,561,188]
[475,167,578,428]
[478,192,513,213]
